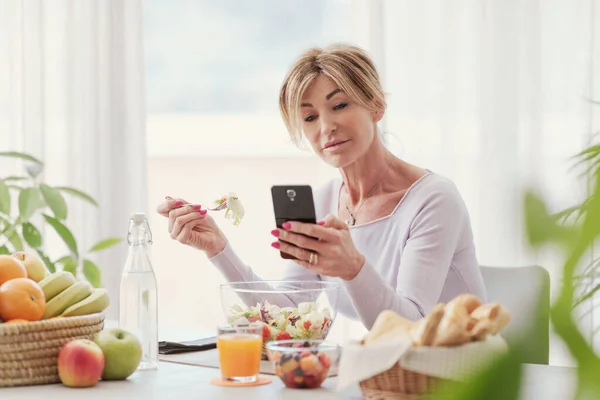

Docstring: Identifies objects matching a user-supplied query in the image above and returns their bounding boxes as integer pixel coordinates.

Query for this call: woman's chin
[320,153,353,169]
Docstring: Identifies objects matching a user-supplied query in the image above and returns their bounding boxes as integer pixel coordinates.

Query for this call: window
[145,0,353,158]
[144,1,361,340]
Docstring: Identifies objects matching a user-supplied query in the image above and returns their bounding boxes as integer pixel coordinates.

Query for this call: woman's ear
[373,109,384,123]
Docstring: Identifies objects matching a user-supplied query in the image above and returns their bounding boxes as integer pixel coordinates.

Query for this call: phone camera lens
[286,189,296,201]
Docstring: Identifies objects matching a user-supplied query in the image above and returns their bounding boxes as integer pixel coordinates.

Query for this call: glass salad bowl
[220,280,342,358]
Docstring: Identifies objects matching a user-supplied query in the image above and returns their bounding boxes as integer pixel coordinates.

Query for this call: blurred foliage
[427,113,600,399]
[0,152,122,287]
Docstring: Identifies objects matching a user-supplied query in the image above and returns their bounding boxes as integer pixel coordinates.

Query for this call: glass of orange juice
[217,322,263,383]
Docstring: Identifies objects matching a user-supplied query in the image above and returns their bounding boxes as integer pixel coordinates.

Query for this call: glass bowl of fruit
[266,339,341,389]
[220,280,342,359]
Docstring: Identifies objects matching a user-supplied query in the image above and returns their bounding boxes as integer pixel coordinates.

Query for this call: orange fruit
[5,319,29,324]
[0,255,28,286]
[0,278,46,321]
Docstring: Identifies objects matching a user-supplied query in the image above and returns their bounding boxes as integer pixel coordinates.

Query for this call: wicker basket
[0,313,105,387]
[359,362,454,400]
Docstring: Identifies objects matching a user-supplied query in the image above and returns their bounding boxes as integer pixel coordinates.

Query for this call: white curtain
[0,0,147,320]
[353,0,599,365]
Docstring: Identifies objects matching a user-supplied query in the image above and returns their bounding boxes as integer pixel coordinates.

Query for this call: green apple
[93,328,142,380]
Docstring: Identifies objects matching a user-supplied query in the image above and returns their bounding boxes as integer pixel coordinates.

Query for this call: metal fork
[184,202,228,212]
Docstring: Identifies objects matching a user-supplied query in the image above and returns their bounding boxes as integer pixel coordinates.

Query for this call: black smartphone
[271,185,317,259]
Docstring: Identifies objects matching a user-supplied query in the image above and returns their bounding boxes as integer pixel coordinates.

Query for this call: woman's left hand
[270,214,365,280]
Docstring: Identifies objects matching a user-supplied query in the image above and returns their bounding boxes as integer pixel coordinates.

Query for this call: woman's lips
[324,140,349,151]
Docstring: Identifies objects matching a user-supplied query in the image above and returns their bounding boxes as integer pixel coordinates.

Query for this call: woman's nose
[319,114,337,135]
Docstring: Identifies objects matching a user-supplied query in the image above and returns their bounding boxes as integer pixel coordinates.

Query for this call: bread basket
[358,359,454,400]
[0,313,105,387]
[355,334,508,399]
[338,295,511,399]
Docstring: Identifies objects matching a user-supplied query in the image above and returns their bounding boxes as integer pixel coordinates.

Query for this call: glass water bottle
[119,212,159,370]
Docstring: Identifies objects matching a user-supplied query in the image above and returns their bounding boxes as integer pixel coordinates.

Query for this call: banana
[60,288,110,317]
[38,271,76,302]
[43,280,94,319]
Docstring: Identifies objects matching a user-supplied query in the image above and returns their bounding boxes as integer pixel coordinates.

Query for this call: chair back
[480,265,550,364]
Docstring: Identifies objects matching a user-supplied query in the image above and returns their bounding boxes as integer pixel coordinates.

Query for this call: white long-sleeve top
[209,171,487,329]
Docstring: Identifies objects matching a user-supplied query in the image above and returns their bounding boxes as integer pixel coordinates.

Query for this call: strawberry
[318,353,331,369]
[276,331,292,341]
[300,350,312,358]
[262,324,271,342]
[303,320,312,330]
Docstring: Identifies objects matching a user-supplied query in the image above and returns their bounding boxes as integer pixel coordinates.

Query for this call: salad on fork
[212,192,245,226]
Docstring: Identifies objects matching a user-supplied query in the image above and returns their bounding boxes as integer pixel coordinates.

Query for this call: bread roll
[410,303,446,346]
[363,310,414,345]
[470,303,511,336]
[431,298,473,346]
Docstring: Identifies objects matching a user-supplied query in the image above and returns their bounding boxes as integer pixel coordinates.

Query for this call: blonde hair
[279,43,387,146]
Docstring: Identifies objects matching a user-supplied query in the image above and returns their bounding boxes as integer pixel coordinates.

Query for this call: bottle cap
[132,212,146,224]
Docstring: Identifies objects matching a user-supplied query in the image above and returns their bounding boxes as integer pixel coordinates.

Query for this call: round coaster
[210,375,272,387]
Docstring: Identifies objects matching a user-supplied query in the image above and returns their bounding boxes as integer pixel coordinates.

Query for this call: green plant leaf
[83,259,101,288]
[3,176,28,182]
[57,255,77,276]
[0,245,9,255]
[7,228,23,251]
[0,180,9,215]
[18,187,42,221]
[573,283,600,309]
[42,214,78,257]
[88,237,122,253]
[0,151,43,164]
[55,255,72,265]
[36,248,55,273]
[524,190,576,250]
[55,186,98,207]
[22,222,42,248]
[40,184,67,220]
[424,346,523,400]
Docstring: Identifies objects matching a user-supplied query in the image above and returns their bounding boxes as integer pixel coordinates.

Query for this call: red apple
[57,339,105,387]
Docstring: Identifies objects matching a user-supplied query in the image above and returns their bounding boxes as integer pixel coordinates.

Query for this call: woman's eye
[304,115,317,122]
[334,102,348,110]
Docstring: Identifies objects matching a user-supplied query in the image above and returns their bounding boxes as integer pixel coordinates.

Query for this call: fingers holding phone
[270,186,365,280]
[271,214,365,281]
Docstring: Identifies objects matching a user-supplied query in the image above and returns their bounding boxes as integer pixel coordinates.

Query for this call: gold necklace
[343,160,394,226]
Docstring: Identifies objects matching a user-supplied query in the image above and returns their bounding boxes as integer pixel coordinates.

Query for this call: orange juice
[217,333,262,380]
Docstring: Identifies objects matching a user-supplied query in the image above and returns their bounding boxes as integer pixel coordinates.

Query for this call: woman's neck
[339,138,395,206]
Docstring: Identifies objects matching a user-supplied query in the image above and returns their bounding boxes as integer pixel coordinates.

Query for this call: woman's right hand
[156,197,227,257]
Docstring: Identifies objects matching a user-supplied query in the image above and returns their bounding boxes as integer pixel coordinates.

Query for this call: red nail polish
[174,200,183,207]
[271,229,280,237]
[192,204,201,211]
[200,209,207,215]
[271,242,280,249]
[165,196,172,200]
[282,222,291,230]
[317,221,325,226]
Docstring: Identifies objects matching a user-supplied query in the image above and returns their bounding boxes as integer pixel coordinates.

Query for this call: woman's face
[299,75,382,168]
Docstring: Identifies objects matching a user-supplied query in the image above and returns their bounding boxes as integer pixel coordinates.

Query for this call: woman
[156,44,487,329]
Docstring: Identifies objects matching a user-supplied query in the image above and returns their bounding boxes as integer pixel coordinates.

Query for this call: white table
[0,321,579,399]
[0,358,577,399]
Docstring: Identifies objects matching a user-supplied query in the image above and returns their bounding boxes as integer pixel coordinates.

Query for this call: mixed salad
[227,300,333,342]
[213,192,244,226]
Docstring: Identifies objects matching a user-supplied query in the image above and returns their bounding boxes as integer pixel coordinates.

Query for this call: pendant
[346,214,356,226]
